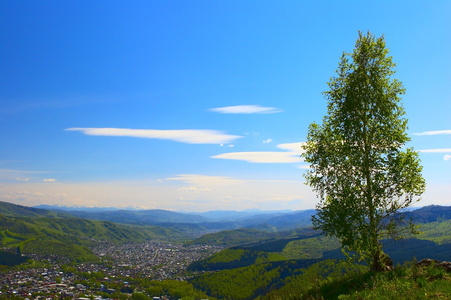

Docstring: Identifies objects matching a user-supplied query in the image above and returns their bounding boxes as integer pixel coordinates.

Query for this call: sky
[0,1,450,212]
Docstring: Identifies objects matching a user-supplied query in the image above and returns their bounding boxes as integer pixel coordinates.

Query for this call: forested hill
[406,205,451,223]
[0,201,72,218]
[0,201,184,262]
[59,208,212,224]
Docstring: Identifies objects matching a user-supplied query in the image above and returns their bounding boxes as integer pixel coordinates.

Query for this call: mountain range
[33,204,451,232]
[34,204,316,230]
[2,200,451,263]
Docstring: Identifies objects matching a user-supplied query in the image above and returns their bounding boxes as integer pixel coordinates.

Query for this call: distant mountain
[36,205,314,230]
[57,209,212,225]
[238,209,316,229]
[406,205,451,223]
[34,204,129,212]
[192,209,293,222]
[0,201,70,218]
[30,203,451,233]
[186,226,319,248]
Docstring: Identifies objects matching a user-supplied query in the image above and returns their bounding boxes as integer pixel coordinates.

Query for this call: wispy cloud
[66,128,242,144]
[417,149,451,161]
[179,186,212,192]
[212,142,304,163]
[166,174,241,186]
[417,149,451,153]
[209,105,282,114]
[0,169,49,174]
[414,130,451,136]
[262,138,273,143]
[43,178,56,182]
[15,178,30,182]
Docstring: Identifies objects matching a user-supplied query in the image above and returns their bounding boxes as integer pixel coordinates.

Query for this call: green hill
[186,226,319,247]
[0,214,147,262]
[186,217,451,276]
[0,201,70,218]
[0,201,185,263]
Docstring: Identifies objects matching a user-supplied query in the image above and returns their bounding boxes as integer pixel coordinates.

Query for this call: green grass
[281,235,341,260]
[1,229,27,246]
[260,260,451,299]
[188,248,287,271]
[417,220,451,245]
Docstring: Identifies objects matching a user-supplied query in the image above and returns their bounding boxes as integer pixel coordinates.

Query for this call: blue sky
[1,1,450,212]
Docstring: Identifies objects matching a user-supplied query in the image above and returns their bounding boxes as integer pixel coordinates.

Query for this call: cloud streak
[166,174,241,186]
[212,142,305,163]
[414,130,451,136]
[43,178,56,182]
[66,128,242,144]
[417,148,451,153]
[209,105,282,114]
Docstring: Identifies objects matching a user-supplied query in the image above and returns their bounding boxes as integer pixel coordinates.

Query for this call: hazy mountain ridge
[34,204,316,230]
[0,201,73,219]
[34,204,448,233]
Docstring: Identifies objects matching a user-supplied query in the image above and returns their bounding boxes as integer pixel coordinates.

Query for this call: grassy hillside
[186,227,319,247]
[187,217,451,276]
[259,260,451,299]
[190,258,451,299]
[0,202,186,263]
[188,248,287,271]
[190,259,327,299]
[0,214,150,261]
[0,201,70,218]
[417,219,451,244]
[58,208,211,224]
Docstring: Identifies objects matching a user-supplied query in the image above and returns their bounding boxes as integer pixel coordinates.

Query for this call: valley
[1,201,451,299]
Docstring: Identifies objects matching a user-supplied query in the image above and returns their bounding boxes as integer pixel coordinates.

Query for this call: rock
[417,259,451,272]
[438,261,451,272]
[417,259,440,267]
[382,253,394,271]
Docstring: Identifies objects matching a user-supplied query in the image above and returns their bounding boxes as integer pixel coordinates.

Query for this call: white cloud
[414,130,451,136]
[213,151,302,163]
[444,155,451,161]
[209,105,282,114]
[179,186,211,192]
[244,132,260,136]
[15,178,30,182]
[417,149,451,153]
[65,128,242,144]
[262,138,273,143]
[166,174,241,186]
[277,142,305,152]
[212,142,305,163]
[43,178,56,182]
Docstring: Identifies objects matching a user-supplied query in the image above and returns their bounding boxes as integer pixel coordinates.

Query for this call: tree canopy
[302,31,426,271]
